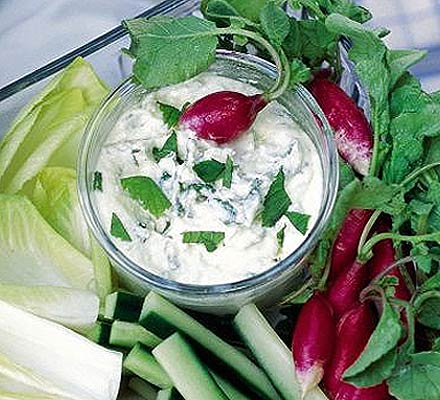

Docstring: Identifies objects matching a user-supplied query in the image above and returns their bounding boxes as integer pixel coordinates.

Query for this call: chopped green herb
[121,176,171,217]
[193,159,225,183]
[152,132,181,163]
[222,155,234,188]
[110,213,131,241]
[277,225,286,254]
[182,231,225,252]
[262,169,292,227]
[93,171,103,191]
[157,102,182,128]
[285,211,311,235]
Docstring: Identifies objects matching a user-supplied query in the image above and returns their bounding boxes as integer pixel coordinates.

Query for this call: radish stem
[357,209,382,257]
[216,28,290,101]
[359,232,440,262]
[369,256,414,286]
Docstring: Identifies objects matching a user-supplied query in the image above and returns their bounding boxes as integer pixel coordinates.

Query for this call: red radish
[179,91,267,144]
[335,382,389,400]
[326,259,370,320]
[322,303,376,398]
[309,77,373,175]
[292,293,336,396]
[369,218,411,301]
[330,209,373,280]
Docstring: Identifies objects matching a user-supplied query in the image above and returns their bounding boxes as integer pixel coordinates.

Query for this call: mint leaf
[344,298,402,383]
[110,213,131,241]
[285,211,310,235]
[277,225,286,254]
[193,158,234,186]
[222,155,233,188]
[157,102,182,128]
[388,352,440,400]
[152,132,181,163]
[93,171,103,191]
[259,1,290,47]
[193,159,225,183]
[262,169,292,227]
[121,176,171,217]
[123,16,218,89]
[182,231,225,252]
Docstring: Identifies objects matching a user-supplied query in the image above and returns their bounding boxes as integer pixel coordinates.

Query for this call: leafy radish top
[123,4,309,144]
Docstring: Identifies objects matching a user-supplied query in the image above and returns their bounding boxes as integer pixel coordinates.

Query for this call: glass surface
[78,50,339,314]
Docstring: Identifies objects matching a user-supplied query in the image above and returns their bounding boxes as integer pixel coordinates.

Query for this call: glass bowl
[78,50,338,314]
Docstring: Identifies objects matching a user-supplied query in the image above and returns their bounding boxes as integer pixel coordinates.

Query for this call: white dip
[94,73,323,285]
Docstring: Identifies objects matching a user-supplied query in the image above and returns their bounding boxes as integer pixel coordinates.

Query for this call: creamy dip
[94,73,323,285]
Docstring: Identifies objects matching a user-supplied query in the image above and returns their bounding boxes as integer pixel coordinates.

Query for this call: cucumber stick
[127,377,157,400]
[109,321,161,349]
[156,388,183,400]
[139,293,280,400]
[153,333,228,400]
[104,291,143,322]
[209,370,251,400]
[124,343,172,389]
[234,304,329,400]
[87,320,112,345]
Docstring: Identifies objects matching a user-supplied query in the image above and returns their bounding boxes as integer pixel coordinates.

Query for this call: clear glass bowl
[78,50,339,314]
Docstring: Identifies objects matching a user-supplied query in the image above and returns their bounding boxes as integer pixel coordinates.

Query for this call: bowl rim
[77,49,339,298]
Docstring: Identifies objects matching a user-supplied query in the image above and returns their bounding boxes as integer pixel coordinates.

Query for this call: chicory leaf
[31,167,91,256]
[0,194,95,290]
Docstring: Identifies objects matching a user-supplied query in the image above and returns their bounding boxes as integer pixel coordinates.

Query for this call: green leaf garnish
[193,157,234,187]
[222,155,234,188]
[152,132,182,163]
[157,102,182,129]
[262,169,292,227]
[121,176,171,217]
[182,231,225,252]
[123,16,218,89]
[285,211,311,235]
[277,225,286,254]
[93,171,103,191]
[193,159,225,183]
[110,213,132,241]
